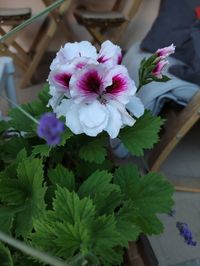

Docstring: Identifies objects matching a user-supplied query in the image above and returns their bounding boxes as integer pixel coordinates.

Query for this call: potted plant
[0,40,177,265]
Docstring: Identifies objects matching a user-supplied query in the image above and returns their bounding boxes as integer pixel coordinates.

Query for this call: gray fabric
[141,0,199,57]
[141,0,200,85]
[170,20,200,85]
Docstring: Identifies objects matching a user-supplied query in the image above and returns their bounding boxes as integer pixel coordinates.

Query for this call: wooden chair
[0,8,32,72]
[0,0,72,89]
[148,90,200,193]
[74,0,142,45]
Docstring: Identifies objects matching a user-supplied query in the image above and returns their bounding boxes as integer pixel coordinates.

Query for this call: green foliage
[0,156,46,238]
[79,139,107,164]
[0,242,13,266]
[114,164,174,234]
[120,111,164,156]
[48,164,75,192]
[0,83,175,264]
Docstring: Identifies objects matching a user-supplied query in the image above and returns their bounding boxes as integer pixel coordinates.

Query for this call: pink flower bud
[156,44,175,58]
[152,60,169,78]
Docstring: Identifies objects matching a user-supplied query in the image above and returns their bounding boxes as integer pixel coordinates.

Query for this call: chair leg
[20,19,56,88]
[148,90,200,172]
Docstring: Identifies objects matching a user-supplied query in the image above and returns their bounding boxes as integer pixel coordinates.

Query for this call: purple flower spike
[37,113,64,146]
[176,222,197,246]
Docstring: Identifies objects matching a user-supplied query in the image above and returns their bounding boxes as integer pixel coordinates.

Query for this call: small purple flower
[37,113,64,146]
[176,222,197,246]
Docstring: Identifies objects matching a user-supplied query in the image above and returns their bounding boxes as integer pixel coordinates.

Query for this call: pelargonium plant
[0,41,180,265]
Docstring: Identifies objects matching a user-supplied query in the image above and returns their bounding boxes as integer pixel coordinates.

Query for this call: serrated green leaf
[48,165,75,192]
[0,215,13,235]
[0,242,13,266]
[120,111,164,156]
[59,130,73,146]
[78,170,118,198]
[79,139,107,164]
[32,144,51,158]
[115,203,141,247]
[92,215,122,265]
[14,158,46,237]
[53,186,95,224]
[114,165,174,214]
[38,84,51,106]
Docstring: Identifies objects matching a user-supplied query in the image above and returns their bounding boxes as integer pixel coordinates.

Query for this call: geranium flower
[97,40,122,67]
[55,64,144,138]
[156,44,175,59]
[50,41,98,70]
[152,60,169,79]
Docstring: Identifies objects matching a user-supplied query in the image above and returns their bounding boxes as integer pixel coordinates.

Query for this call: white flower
[48,40,144,138]
[98,40,122,67]
[50,41,98,70]
[55,64,144,138]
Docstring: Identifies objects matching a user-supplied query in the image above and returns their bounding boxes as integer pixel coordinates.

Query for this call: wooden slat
[149,90,200,172]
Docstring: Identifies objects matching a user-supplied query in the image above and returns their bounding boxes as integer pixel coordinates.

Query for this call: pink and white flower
[48,40,144,138]
[55,64,144,138]
[152,60,169,79]
[97,40,122,67]
[156,44,175,59]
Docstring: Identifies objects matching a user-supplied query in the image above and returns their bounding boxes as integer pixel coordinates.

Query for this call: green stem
[0,231,68,266]
[0,0,65,43]
[0,94,39,124]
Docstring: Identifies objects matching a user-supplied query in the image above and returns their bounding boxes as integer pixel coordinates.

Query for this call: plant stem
[0,231,68,266]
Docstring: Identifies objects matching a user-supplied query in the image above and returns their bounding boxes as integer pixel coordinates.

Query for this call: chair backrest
[112,0,143,19]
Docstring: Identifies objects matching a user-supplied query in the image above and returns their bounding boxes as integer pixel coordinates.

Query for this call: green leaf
[0,242,13,266]
[14,158,46,237]
[59,130,73,146]
[38,84,51,106]
[48,165,75,192]
[133,213,164,235]
[120,111,164,156]
[114,165,174,213]
[78,170,118,199]
[79,139,107,164]
[52,186,95,224]
[92,215,122,265]
[115,203,141,247]
[32,187,96,259]
[0,215,13,235]
[32,144,51,158]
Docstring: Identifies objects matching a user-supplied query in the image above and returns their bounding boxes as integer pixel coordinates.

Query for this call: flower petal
[56,99,83,134]
[104,65,136,104]
[48,85,66,110]
[126,96,144,118]
[79,101,109,136]
[105,103,123,138]
[98,40,122,67]
[70,64,109,104]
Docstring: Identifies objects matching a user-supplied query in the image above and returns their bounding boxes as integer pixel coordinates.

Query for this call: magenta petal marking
[97,56,109,63]
[106,74,127,94]
[117,54,122,64]
[54,73,71,90]
[78,70,102,94]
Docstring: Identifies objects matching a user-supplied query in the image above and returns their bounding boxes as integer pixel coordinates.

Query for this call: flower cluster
[37,113,64,146]
[153,44,175,78]
[176,222,197,246]
[48,40,144,138]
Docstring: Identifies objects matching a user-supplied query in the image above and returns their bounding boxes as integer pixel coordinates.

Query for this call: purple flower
[37,113,64,146]
[176,222,197,246]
